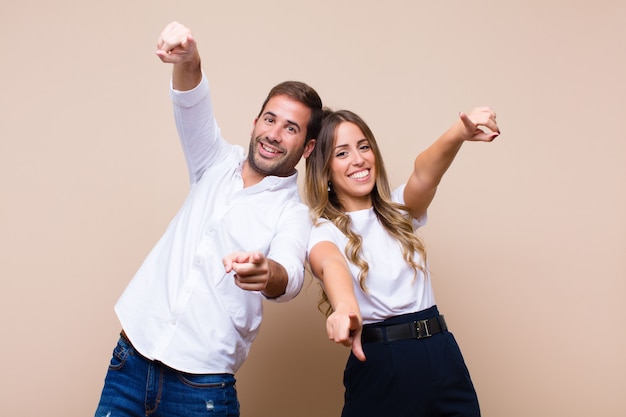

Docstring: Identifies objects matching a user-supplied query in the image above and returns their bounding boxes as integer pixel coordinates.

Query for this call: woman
[305,107,500,417]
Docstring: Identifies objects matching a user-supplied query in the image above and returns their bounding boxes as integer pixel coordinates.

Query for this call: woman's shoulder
[307,218,346,251]
[390,184,407,204]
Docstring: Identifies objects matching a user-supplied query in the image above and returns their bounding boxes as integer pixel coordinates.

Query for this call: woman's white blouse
[307,185,435,324]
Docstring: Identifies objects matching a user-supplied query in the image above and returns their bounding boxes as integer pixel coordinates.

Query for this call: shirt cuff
[170,72,209,108]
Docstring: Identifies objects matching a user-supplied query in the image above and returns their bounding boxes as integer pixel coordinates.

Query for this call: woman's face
[328,121,377,211]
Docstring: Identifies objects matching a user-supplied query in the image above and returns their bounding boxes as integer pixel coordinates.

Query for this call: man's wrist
[262,259,288,299]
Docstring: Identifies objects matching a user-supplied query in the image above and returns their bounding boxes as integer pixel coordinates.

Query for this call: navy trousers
[342,306,480,417]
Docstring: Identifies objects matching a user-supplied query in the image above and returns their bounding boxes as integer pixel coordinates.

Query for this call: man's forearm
[172,53,202,91]
[262,259,288,299]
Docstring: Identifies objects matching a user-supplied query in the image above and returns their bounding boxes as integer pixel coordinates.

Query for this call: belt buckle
[414,319,432,339]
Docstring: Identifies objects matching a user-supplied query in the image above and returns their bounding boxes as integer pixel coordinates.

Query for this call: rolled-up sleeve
[266,202,311,302]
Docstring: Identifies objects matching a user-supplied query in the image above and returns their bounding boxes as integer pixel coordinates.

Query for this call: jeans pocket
[177,372,232,389]
[108,337,131,370]
[176,373,239,415]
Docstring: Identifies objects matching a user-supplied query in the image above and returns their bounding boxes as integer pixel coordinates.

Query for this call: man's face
[248,95,315,177]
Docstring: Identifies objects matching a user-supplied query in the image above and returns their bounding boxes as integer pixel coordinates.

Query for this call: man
[94,21,323,417]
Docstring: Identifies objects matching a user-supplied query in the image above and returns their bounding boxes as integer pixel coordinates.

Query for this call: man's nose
[266,125,282,142]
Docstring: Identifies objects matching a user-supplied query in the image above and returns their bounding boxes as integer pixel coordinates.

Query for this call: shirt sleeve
[170,73,231,184]
[265,201,312,302]
[307,219,344,255]
[392,184,427,229]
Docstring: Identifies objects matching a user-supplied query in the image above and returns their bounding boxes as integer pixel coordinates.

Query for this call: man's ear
[250,118,258,135]
[303,139,316,158]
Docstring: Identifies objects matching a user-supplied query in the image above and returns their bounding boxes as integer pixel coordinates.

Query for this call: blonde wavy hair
[304,109,427,316]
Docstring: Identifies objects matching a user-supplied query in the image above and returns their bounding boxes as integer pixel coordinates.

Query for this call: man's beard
[247,136,302,177]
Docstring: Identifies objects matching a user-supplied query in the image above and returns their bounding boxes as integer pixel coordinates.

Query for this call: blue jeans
[94,335,240,417]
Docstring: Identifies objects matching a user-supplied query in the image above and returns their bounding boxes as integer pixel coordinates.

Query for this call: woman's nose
[351,151,364,165]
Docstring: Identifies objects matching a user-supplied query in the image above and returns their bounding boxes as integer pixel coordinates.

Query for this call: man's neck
[241,161,265,188]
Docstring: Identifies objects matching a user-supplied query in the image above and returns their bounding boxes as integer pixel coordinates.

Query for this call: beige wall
[1,1,625,415]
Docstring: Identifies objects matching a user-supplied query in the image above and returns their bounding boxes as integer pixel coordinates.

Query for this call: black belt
[361,315,447,344]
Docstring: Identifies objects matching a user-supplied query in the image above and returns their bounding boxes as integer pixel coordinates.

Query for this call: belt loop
[382,326,389,344]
